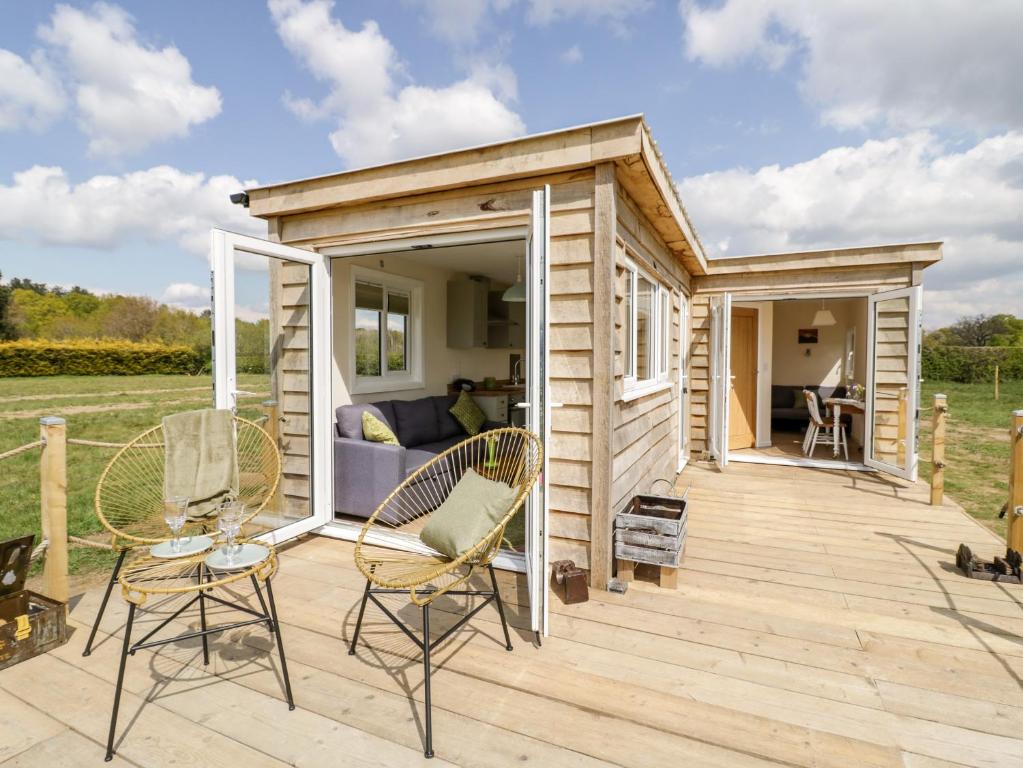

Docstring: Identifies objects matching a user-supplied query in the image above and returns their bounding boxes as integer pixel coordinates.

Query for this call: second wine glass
[217,500,245,566]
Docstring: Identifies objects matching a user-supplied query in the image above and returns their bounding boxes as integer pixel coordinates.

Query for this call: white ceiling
[376,239,524,285]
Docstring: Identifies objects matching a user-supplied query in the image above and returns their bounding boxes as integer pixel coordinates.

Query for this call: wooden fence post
[930,394,947,506]
[896,387,908,468]
[995,365,1000,401]
[1009,410,1023,554]
[39,416,69,603]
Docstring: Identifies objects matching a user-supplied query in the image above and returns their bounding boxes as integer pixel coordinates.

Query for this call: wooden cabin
[208,115,940,635]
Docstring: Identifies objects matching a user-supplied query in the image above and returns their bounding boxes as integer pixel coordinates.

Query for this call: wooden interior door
[728,307,758,450]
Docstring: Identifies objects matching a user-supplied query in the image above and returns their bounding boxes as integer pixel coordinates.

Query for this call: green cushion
[362,410,399,445]
[419,468,518,559]
[448,391,487,436]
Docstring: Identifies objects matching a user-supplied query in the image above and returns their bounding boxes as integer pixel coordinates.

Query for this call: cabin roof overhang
[245,114,708,275]
[703,241,943,276]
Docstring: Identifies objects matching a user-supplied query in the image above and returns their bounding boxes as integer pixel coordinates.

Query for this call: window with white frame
[622,257,672,396]
[351,267,423,393]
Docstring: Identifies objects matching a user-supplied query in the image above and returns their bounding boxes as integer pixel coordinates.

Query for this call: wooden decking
[4,461,1022,767]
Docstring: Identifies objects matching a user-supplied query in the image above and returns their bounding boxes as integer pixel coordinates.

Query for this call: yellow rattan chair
[348,427,543,759]
[82,415,281,657]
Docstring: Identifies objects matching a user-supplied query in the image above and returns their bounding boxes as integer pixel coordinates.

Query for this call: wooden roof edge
[245,115,646,216]
[636,120,709,274]
[704,241,944,274]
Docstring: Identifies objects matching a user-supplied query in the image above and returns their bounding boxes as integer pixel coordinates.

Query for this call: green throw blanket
[163,409,239,519]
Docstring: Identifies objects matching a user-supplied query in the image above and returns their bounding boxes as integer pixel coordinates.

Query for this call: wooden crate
[615,492,688,588]
[0,535,68,671]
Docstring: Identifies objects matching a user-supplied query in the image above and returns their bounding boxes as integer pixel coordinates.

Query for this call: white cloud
[527,0,651,33]
[678,131,1023,326]
[0,49,66,131]
[0,165,261,257]
[161,281,208,313]
[561,45,583,64]
[269,0,525,167]
[412,0,514,44]
[681,0,1023,132]
[38,2,222,156]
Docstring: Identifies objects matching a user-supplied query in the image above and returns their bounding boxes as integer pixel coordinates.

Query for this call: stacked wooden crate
[614,492,687,589]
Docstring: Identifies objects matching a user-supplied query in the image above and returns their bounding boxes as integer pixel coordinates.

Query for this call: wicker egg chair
[82,414,281,657]
[348,426,543,759]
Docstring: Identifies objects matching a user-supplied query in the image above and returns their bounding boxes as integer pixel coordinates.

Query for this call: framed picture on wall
[798,328,818,344]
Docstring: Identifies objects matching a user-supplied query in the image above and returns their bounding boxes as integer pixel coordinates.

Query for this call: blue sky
[1,0,1021,326]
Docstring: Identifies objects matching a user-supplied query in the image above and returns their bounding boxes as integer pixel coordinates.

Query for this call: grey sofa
[333,395,495,519]
[770,385,850,431]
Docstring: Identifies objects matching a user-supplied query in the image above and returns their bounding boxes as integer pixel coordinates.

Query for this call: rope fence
[0,400,282,604]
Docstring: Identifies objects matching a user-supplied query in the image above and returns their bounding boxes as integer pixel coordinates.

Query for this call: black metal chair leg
[84,549,127,657]
[105,602,136,762]
[264,577,295,710]
[488,564,513,651]
[197,564,210,665]
[348,579,371,655]
[422,604,434,759]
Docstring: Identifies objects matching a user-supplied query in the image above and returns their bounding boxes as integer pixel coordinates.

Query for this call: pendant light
[502,256,526,302]
[811,298,836,327]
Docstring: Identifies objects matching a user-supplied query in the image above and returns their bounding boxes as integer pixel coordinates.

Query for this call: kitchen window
[351,267,423,394]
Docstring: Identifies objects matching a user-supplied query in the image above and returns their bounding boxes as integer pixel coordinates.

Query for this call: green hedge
[0,339,204,377]
[922,344,1023,383]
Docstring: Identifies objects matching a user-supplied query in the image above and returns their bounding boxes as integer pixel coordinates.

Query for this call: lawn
[0,374,267,579]
[918,379,1022,539]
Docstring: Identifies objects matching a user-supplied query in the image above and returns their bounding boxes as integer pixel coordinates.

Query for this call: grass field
[0,374,267,580]
[918,379,1022,539]
[1,374,1019,580]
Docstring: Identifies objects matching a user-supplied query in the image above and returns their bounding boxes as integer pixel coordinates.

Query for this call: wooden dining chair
[802,389,848,460]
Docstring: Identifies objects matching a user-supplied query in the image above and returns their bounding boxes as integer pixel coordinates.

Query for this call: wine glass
[163,497,189,553]
[217,500,245,566]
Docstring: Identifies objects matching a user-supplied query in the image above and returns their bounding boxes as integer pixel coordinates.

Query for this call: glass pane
[355,308,381,376]
[233,252,313,531]
[355,281,383,310]
[636,275,653,380]
[387,291,409,372]
[870,295,911,470]
[623,270,633,377]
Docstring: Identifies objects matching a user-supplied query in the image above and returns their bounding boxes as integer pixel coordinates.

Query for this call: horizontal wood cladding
[609,182,687,520]
[279,171,594,246]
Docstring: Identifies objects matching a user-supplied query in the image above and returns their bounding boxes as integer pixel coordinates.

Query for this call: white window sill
[351,377,424,396]
[620,380,673,403]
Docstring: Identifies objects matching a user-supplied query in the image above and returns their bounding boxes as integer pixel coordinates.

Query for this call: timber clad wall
[269,258,313,520]
[610,184,690,519]
[870,294,911,467]
[276,170,598,569]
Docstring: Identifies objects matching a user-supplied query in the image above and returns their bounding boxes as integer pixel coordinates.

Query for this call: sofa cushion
[337,402,396,440]
[433,395,463,440]
[419,468,518,559]
[770,386,792,410]
[393,397,440,447]
[362,411,398,445]
[449,391,487,436]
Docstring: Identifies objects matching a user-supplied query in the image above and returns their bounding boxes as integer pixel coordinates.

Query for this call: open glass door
[708,293,732,469]
[678,292,689,471]
[865,285,921,481]
[211,229,332,544]
[524,187,551,640]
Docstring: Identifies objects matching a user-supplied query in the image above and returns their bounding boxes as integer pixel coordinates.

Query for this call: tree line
[0,272,270,373]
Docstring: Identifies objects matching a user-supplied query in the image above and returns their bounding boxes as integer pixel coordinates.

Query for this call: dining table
[824,397,866,458]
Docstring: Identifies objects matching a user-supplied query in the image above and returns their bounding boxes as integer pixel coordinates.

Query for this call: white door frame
[864,285,921,481]
[709,293,732,469]
[210,228,333,544]
[677,291,690,472]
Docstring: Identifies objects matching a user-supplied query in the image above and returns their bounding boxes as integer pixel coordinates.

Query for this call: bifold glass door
[865,285,921,481]
[525,186,551,639]
[708,293,732,469]
[211,229,332,543]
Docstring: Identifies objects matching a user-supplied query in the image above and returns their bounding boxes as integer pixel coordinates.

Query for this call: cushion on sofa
[362,411,398,445]
[393,397,440,446]
[433,395,463,440]
[337,402,397,439]
[449,391,487,436]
